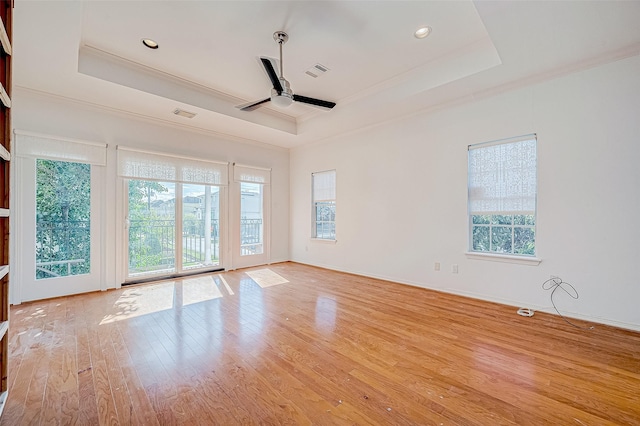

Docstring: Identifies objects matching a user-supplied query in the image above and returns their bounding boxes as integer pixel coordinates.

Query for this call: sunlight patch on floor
[183,275,224,306]
[217,274,234,295]
[100,282,175,324]
[100,275,224,324]
[245,268,289,288]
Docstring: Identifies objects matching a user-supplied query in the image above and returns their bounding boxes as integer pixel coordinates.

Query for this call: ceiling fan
[236,31,336,111]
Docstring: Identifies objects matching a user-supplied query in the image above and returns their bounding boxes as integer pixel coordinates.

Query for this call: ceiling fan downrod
[273,31,288,79]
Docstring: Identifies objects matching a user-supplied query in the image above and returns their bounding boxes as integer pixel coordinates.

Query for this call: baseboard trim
[439,288,640,332]
[290,259,640,333]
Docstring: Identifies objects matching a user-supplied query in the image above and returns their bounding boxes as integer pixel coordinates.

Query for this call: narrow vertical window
[468,135,537,256]
[312,170,336,240]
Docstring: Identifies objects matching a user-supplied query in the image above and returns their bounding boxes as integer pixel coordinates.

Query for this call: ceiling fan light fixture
[142,38,159,49]
[414,26,432,39]
[271,94,293,108]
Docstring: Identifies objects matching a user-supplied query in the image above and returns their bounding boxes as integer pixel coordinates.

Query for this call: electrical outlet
[434,262,441,271]
[452,264,459,274]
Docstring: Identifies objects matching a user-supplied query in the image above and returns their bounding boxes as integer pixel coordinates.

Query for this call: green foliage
[514,228,535,255]
[36,159,91,222]
[36,160,91,279]
[128,180,168,218]
[471,214,535,256]
[491,226,513,253]
[127,180,173,272]
[472,225,489,251]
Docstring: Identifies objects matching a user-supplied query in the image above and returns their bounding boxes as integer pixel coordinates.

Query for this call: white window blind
[233,163,271,184]
[312,170,336,202]
[468,135,537,215]
[14,131,107,166]
[117,146,228,185]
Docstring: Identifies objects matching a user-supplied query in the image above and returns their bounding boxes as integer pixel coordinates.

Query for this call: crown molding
[13,86,290,153]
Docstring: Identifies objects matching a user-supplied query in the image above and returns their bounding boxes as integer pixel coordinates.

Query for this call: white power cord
[517,307,534,317]
[542,277,594,330]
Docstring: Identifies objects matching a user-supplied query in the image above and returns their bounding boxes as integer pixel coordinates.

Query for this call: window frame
[467,135,538,260]
[311,170,336,241]
[469,214,536,256]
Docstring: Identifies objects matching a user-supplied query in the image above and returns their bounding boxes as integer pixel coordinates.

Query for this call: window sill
[465,251,541,266]
[311,238,337,244]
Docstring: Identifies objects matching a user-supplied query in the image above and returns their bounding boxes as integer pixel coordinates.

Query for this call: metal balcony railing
[36,217,263,277]
[36,219,90,279]
[128,218,263,272]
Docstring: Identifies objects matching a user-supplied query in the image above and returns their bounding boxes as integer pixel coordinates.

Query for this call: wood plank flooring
[1,262,639,425]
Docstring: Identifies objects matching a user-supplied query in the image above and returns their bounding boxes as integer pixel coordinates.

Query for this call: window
[468,135,537,256]
[312,170,336,240]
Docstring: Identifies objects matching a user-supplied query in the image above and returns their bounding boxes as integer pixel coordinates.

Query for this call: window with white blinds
[468,135,537,256]
[15,131,107,166]
[312,170,336,240]
[233,164,271,184]
[116,146,228,185]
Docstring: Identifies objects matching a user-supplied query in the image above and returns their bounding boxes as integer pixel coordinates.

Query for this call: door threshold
[123,267,225,286]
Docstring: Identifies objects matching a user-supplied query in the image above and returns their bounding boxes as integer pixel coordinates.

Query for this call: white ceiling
[13,1,640,149]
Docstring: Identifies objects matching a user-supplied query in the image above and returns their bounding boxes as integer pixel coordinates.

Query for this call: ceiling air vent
[173,108,197,119]
[305,63,330,78]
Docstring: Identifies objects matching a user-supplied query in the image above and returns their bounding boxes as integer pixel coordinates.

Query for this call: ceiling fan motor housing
[271,77,293,107]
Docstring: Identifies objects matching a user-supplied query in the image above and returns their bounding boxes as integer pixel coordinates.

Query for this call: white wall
[290,55,640,331]
[12,89,290,295]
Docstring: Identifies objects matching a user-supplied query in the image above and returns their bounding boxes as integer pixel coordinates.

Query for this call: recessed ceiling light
[142,38,159,49]
[414,26,432,39]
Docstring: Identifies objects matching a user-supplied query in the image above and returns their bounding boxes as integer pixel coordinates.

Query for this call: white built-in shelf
[0,209,8,218]
[0,265,7,281]
[0,18,10,56]
[0,83,9,108]
[0,144,9,161]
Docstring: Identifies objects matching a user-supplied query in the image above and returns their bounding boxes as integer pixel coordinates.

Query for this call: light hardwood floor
[1,262,639,425]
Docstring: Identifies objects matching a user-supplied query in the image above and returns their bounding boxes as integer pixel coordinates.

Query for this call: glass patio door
[125,180,222,280]
[182,184,221,271]
[117,146,229,282]
[127,180,176,277]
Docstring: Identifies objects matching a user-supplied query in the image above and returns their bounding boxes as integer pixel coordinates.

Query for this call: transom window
[312,170,336,240]
[468,135,537,256]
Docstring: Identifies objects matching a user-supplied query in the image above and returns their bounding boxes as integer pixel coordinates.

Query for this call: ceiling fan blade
[293,94,336,110]
[260,57,283,93]
[236,98,271,111]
